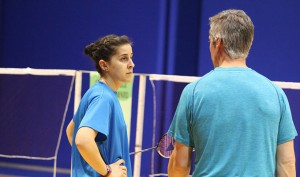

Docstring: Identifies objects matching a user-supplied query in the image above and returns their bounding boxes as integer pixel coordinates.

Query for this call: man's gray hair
[209,9,254,59]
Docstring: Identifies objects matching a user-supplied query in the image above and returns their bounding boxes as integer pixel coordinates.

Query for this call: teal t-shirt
[71,81,132,177]
[168,67,297,176]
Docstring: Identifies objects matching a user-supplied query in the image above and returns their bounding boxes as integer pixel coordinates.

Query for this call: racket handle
[130,146,157,155]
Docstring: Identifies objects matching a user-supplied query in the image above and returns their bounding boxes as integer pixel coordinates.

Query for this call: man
[167,9,297,177]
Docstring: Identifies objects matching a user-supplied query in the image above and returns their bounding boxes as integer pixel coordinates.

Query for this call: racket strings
[157,134,175,158]
[129,133,175,158]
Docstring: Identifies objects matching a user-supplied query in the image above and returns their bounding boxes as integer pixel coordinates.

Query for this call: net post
[133,74,147,177]
[53,157,57,177]
[74,70,82,114]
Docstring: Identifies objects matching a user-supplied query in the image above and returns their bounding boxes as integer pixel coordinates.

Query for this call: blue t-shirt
[168,67,298,177]
[71,81,132,177]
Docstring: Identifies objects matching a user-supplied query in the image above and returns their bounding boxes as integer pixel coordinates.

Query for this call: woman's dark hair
[84,34,132,75]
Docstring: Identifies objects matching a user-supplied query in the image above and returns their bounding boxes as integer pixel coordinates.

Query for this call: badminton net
[0,68,75,177]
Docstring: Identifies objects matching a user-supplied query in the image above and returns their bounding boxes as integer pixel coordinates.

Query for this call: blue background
[0,0,299,176]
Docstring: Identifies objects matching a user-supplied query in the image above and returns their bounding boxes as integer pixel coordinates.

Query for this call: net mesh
[0,68,75,177]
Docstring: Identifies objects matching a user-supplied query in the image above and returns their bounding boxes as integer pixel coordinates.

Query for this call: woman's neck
[100,77,120,91]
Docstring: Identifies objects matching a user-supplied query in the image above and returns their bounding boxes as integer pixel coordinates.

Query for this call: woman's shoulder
[82,82,110,100]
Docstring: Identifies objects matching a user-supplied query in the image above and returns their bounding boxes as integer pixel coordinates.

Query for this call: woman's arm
[66,119,74,146]
[76,127,127,176]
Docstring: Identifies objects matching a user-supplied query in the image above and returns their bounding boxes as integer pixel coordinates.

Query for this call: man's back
[169,67,297,176]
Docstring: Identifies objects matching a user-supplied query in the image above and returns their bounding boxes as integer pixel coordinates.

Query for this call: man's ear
[215,38,222,48]
[215,38,225,54]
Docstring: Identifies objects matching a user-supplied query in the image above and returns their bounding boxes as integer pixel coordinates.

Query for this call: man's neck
[218,56,247,68]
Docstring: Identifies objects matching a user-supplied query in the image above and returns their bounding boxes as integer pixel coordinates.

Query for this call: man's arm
[276,140,296,177]
[168,141,193,177]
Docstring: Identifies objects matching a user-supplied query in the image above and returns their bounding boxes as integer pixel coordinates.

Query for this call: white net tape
[0,67,76,76]
[149,74,300,90]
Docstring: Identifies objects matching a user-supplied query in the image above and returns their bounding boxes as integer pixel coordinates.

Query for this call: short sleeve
[168,83,194,147]
[79,96,111,142]
[277,88,298,144]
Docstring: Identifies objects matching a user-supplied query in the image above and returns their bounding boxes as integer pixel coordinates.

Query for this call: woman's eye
[121,57,128,61]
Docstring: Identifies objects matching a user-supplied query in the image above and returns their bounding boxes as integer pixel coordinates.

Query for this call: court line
[0,162,70,175]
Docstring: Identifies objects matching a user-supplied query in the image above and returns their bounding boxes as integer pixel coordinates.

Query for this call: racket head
[156,133,175,158]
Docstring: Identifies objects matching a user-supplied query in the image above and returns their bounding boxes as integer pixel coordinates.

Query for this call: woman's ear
[99,60,109,71]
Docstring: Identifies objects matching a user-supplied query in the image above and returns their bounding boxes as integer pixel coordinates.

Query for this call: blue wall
[1,0,299,176]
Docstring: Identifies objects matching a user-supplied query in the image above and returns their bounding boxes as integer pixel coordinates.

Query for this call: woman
[66,34,134,177]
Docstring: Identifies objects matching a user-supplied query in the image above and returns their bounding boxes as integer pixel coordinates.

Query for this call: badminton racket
[130,133,175,158]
